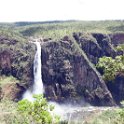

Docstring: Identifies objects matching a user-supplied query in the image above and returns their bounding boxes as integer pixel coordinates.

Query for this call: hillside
[0,20,124,124]
[0,20,124,40]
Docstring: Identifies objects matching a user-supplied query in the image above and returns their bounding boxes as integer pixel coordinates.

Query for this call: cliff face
[73,33,117,64]
[0,36,35,100]
[110,33,124,46]
[0,51,11,75]
[106,73,124,104]
[1,32,123,106]
[41,38,115,106]
[73,33,124,104]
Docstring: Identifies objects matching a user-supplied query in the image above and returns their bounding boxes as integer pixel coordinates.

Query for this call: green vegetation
[96,56,124,81]
[1,98,124,124]
[17,20,124,39]
[18,94,60,124]
[0,94,60,124]
[86,102,124,124]
[0,27,26,42]
[0,20,124,124]
[116,44,124,52]
[0,100,18,124]
[0,76,19,87]
[0,20,124,40]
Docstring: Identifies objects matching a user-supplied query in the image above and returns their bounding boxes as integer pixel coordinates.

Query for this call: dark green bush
[96,56,124,81]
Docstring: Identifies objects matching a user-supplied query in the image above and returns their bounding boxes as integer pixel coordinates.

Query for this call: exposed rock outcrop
[0,34,118,106]
[0,51,11,75]
[41,39,115,106]
[110,33,124,46]
[73,33,116,64]
[0,36,36,100]
[1,83,24,101]
[92,33,116,57]
[107,73,124,104]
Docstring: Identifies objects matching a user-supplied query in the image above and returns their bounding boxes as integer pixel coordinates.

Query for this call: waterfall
[22,40,89,121]
[23,41,44,101]
[33,42,44,94]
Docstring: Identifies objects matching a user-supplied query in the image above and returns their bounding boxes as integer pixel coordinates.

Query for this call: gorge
[0,21,124,123]
[1,32,124,105]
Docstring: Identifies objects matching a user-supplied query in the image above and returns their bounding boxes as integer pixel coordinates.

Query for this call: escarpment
[1,32,124,106]
[41,39,115,106]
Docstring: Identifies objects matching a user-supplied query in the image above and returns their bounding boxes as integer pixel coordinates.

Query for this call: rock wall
[73,33,116,64]
[41,39,115,106]
[107,73,124,104]
[110,33,124,46]
[0,37,35,100]
[1,33,122,106]
[0,51,11,75]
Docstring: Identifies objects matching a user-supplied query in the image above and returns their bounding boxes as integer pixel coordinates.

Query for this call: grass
[0,100,17,124]
[0,76,19,87]
[85,109,124,124]
[0,100,31,124]
[0,100,17,113]
[0,27,26,42]
[0,98,123,124]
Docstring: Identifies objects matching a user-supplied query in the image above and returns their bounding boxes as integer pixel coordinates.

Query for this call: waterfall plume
[23,41,43,100]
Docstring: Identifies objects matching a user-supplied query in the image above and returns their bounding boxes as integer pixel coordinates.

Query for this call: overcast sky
[0,0,124,22]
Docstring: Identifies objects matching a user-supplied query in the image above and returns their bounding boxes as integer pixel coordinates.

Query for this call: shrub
[17,94,60,124]
[96,56,124,81]
[116,44,124,52]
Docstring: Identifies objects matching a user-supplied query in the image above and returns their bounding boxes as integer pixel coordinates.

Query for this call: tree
[96,56,124,81]
[17,94,60,124]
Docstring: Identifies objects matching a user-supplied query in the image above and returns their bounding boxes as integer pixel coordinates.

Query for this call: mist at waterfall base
[22,41,90,120]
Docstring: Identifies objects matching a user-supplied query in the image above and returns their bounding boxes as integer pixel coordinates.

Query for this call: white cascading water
[23,41,44,101]
[23,40,66,117]
[22,40,111,123]
[22,40,90,122]
[33,41,44,94]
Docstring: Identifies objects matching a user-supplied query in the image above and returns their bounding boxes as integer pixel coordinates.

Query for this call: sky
[0,0,124,22]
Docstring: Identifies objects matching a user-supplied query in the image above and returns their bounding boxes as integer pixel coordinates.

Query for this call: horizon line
[0,19,124,23]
